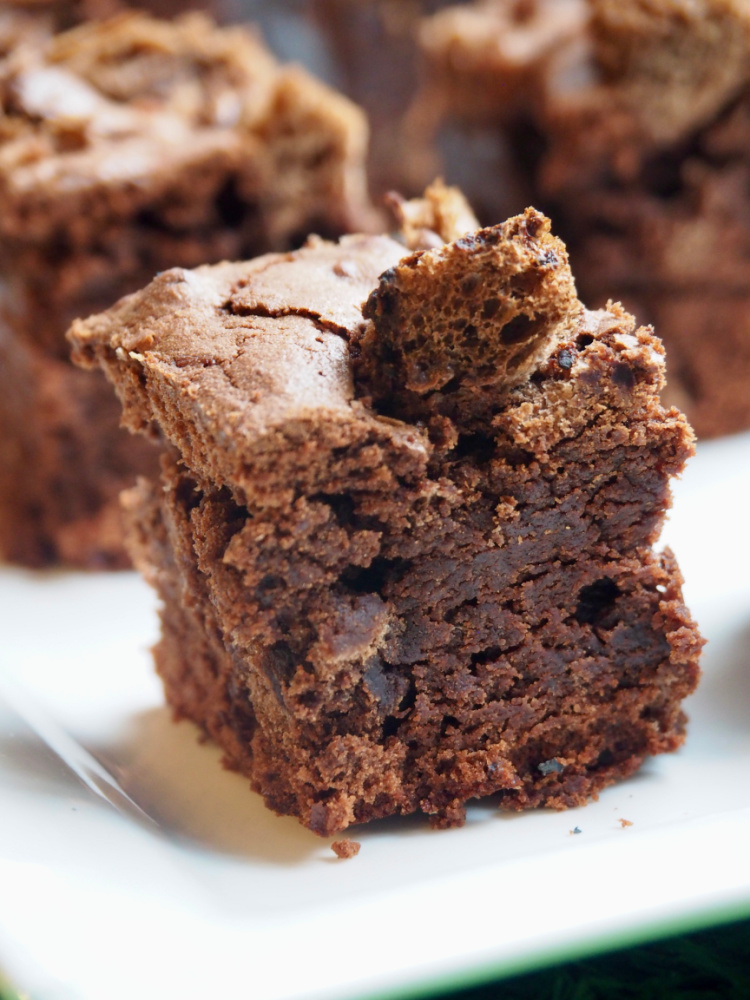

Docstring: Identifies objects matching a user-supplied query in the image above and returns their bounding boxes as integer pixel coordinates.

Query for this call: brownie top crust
[70,204,683,508]
[0,11,370,245]
[69,233,431,504]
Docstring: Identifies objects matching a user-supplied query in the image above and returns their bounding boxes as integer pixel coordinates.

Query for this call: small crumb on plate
[331,839,361,859]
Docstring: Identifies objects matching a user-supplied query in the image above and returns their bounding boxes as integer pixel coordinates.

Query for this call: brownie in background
[0,10,373,567]
[309,1,462,195]
[412,0,750,438]
[1,0,215,38]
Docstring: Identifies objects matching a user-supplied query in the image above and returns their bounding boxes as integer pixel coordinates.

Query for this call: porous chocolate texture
[412,0,750,438]
[69,207,702,835]
[356,209,581,426]
[0,11,373,567]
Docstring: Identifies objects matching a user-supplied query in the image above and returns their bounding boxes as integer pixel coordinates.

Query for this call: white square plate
[1,432,749,1000]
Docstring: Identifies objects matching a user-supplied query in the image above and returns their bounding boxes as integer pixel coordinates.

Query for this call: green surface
[364,895,750,1000]
[429,917,750,1000]
[0,973,19,1000]
[1,918,747,1000]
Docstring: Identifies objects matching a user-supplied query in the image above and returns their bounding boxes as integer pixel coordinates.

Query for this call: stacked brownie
[69,195,702,834]
[0,11,372,566]
[414,0,750,437]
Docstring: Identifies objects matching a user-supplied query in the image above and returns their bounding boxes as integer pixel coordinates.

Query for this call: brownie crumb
[386,178,480,251]
[331,839,361,859]
[356,208,581,431]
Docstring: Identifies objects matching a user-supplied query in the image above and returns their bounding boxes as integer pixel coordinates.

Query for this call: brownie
[69,196,702,835]
[413,0,750,438]
[0,328,157,566]
[0,0,215,43]
[1,7,51,58]
[310,0,463,197]
[0,10,373,567]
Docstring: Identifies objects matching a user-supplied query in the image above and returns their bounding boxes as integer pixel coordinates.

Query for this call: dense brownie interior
[70,204,702,834]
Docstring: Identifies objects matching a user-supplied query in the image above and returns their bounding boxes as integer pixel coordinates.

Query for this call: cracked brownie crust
[70,205,702,834]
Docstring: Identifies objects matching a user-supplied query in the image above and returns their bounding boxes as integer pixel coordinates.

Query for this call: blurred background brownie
[410,0,750,438]
[1,0,215,39]
[0,10,374,567]
[309,1,460,194]
[217,0,750,439]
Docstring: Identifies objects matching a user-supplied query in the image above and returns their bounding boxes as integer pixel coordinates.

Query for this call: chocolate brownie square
[69,195,702,834]
[0,10,373,566]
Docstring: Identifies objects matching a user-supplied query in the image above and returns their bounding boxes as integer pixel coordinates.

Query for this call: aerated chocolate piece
[356,208,581,427]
